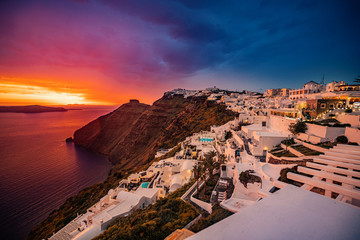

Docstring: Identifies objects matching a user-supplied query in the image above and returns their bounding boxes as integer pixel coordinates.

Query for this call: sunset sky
[0,0,359,105]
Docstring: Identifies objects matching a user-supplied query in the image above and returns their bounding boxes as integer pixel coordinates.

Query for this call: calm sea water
[0,108,116,240]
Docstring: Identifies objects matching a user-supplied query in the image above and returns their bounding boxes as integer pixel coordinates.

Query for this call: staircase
[218,192,226,202]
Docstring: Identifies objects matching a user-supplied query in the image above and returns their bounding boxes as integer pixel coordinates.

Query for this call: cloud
[0,0,359,105]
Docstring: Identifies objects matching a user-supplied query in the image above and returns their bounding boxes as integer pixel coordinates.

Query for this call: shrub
[239,170,262,188]
[289,121,307,135]
[279,166,298,183]
[94,182,198,240]
[281,138,295,146]
[336,135,348,144]
[224,131,233,140]
[345,109,353,113]
[206,179,217,187]
[190,204,233,233]
[348,142,359,146]
[332,123,351,128]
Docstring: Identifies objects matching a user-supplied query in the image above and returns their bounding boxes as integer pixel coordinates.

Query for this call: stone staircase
[218,191,226,202]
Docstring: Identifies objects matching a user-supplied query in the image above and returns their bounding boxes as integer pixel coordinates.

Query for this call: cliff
[74,94,236,168]
[28,94,236,240]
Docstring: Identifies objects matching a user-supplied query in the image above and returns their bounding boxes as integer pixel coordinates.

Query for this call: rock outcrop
[73,95,236,168]
[0,105,67,113]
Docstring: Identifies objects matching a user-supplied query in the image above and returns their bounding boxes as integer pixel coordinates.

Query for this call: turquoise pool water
[141,182,150,188]
[200,137,213,142]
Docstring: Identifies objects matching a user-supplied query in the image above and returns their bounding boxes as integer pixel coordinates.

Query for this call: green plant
[345,108,353,113]
[291,145,322,156]
[224,131,233,140]
[281,138,295,146]
[272,150,296,157]
[336,135,348,144]
[279,166,298,183]
[190,204,233,233]
[239,170,262,188]
[289,121,307,135]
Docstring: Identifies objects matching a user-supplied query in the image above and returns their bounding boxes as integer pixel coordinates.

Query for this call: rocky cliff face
[28,94,236,240]
[74,94,236,168]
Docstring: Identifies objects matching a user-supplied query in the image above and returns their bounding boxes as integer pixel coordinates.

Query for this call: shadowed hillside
[74,95,236,168]
[27,94,236,240]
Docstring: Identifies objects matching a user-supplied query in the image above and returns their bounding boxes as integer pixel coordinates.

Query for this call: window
[262,121,266,127]
[320,103,326,109]
[337,103,342,108]
[329,104,334,109]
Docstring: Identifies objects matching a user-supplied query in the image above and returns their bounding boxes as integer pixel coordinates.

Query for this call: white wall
[306,124,345,140]
[260,136,288,151]
[251,135,287,156]
[231,130,244,147]
[345,127,360,144]
[308,135,324,144]
[269,115,296,134]
[337,114,360,128]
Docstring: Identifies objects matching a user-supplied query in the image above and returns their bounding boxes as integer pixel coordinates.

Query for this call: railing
[286,145,360,205]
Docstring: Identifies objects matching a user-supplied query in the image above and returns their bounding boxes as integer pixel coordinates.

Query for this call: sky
[0,0,359,105]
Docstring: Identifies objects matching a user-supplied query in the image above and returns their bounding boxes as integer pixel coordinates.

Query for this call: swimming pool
[141,182,150,188]
[200,137,213,142]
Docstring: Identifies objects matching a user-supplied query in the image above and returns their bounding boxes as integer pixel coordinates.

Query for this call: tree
[224,131,233,140]
[336,135,348,144]
[288,121,308,135]
[218,154,227,164]
[196,151,219,196]
[192,163,204,194]
[203,151,219,180]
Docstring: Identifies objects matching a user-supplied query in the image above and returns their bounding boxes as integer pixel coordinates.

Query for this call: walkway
[241,135,252,155]
[181,180,210,216]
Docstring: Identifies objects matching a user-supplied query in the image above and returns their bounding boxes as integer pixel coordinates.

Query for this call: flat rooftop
[271,108,297,113]
[254,131,288,137]
[243,124,264,131]
[188,185,360,240]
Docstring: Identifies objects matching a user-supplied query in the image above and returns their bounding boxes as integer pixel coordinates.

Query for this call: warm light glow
[0,83,111,106]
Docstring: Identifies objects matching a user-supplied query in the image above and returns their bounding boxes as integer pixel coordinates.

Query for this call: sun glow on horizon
[0,82,113,106]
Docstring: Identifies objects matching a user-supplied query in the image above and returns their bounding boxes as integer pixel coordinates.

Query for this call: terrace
[280,144,360,207]
[290,145,322,156]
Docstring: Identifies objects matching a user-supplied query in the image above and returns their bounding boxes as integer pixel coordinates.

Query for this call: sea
[0,107,117,240]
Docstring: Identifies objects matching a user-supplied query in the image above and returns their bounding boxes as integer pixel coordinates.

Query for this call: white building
[289,81,324,100]
[187,185,360,240]
[241,115,295,156]
[326,81,345,92]
[249,131,288,156]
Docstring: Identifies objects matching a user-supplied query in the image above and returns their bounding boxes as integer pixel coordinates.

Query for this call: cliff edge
[73,94,236,168]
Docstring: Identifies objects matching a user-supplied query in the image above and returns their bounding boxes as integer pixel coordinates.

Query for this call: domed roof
[180,160,195,172]
[170,174,182,192]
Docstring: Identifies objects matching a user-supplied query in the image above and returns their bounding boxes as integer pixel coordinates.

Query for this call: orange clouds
[0,81,110,106]
[0,73,163,106]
